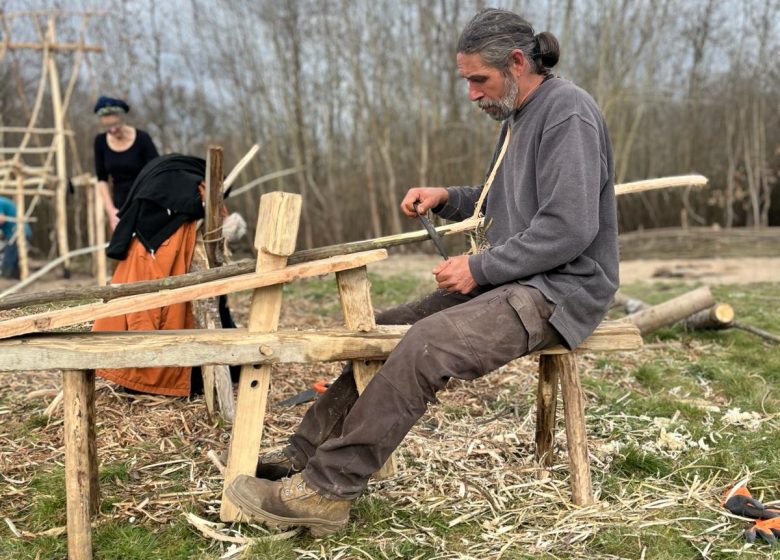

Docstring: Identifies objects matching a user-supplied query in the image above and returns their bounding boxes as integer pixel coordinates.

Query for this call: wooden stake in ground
[220,192,302,522]
[192,146,234,420]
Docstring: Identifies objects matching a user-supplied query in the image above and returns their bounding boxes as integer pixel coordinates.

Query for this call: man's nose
[468,83,483,102]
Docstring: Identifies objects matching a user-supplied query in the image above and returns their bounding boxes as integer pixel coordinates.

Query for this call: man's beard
[477,75,519,121]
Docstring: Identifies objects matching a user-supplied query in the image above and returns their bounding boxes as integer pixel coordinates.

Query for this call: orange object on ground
[746,517,780,545]
[722,482,780,519]
[92,221,198,396]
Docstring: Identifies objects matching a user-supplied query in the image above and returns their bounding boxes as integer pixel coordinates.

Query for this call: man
[0,196,32,280]
[226,8,619,536]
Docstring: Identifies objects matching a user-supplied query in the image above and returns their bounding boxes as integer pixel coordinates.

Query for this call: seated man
[225,7,619,536]
[0,196,32,280]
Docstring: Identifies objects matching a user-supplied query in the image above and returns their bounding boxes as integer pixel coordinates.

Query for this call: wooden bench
[0,191,641,556]
[0,322,640,555]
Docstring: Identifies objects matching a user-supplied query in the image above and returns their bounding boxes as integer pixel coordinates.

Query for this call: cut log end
[684,303,735,331]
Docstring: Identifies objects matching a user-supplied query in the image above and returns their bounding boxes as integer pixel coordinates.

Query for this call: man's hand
[400,187,449,218]
[433,255,477,294]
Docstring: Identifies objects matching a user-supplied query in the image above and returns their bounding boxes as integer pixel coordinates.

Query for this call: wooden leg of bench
[557,352,594,506]
[63,369,97,560]
[353,359,396,479]
[85,370,100,515]
[221,193,300,522]
[336,267,396,479]
[535,355,558,479]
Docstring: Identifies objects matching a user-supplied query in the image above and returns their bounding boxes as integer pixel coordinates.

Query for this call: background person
[0,195,32,280]
[93,95,159,232]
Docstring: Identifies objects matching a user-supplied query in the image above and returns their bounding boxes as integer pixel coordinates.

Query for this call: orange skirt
[92,222,198,396]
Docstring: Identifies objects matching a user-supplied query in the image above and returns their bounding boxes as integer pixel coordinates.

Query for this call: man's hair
[457,8,560,76]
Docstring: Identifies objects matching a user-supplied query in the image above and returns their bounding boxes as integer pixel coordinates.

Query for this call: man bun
[535,32,560,70]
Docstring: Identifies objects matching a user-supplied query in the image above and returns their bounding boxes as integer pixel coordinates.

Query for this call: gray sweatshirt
[436,77,619,349]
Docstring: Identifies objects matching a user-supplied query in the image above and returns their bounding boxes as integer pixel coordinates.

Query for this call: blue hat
[94,96,130,115]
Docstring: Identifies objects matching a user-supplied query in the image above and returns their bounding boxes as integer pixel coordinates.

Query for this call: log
[622,286,715,336]
[0,321,640,372]
[0,249,388,339]
[614,174,708,196]
[683,303,734,331]
[0,219,480,311]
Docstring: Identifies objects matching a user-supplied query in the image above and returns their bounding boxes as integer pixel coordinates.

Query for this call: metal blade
[413,202,449,260]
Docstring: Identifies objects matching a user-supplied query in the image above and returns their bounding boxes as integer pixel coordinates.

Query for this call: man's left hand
[433,255,477,294]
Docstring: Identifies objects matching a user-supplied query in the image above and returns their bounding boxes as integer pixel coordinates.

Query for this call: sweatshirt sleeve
[433,185,483,221]
[469,113,604,285]
[434,121,509,222]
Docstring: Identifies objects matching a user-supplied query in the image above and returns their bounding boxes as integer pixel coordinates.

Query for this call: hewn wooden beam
[0,249,388,339]
[0,321,640,372]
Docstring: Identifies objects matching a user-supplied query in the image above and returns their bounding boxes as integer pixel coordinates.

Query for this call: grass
[1,276,780,558]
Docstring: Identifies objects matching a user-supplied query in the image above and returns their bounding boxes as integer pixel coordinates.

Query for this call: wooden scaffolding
[0,10,103,280]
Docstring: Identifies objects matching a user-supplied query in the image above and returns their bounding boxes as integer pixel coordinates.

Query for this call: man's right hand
[400,187,449,218]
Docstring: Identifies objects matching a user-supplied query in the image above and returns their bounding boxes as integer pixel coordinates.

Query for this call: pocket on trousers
[507,289,545,352]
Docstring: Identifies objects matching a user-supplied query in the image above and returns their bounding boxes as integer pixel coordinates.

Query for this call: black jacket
[107,154,205,260]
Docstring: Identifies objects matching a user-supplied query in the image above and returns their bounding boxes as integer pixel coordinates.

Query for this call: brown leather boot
[218,448,303,481]
[225,473,352,536]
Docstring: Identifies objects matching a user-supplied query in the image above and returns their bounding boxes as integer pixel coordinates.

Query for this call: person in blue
[0,196,32,280]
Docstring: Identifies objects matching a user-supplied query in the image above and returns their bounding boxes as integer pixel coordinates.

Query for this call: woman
[93,96,159,231]
[93,154,208,396]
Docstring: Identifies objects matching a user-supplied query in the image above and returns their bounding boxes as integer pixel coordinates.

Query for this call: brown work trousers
[288,283,563,499]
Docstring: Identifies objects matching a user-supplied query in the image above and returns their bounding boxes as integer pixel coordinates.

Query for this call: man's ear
[509,49,527,76]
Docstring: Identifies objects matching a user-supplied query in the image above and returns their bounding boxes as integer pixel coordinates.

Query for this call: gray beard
[477,76,519,122]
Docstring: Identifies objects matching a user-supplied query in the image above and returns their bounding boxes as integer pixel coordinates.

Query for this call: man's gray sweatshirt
[436,77,619,350]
